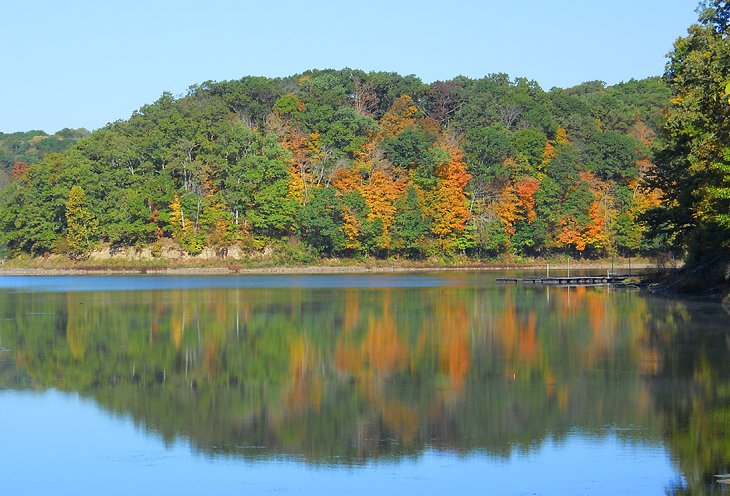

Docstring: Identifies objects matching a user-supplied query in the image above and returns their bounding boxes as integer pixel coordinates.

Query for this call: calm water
[1,272,728,495]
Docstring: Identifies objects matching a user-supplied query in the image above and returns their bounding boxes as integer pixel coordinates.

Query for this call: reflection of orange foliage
[334,338,359,375]
[332,294,420,446]
[362,313,409,375]
[381,401,418,445]
[544,369,556,398]
[497,293,541,374]
[286,335,322,413]
[588,291,606,336]
[343,290,361,332]
[150,318,160,339]
[335,294,409,377]
[289,335,310,380]
[558,387,570,413]
[212,295,227,322]
[555,288,577,317]
[203,338,219,376]
[583,289,616,368]
[517,313,538,364]
[498,293,519,351]
[441,318,470,389]
[423,297,471,392]
[638,346,661,376]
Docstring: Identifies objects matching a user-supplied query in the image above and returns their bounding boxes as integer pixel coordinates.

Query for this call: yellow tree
[169,193,185,241]
[360,168,408,246]
[380,95,418,138]
[65,185,98,259]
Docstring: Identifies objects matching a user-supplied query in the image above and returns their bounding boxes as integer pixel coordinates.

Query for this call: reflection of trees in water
[2,284,722,469]
[642,298,730,495]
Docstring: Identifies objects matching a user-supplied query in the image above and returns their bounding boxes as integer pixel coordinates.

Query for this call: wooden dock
[496,275,629,286]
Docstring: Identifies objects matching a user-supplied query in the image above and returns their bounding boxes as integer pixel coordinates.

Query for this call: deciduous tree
[65,185,98,259]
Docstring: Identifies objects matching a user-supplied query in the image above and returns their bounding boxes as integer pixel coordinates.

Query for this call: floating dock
[496,275,629,286]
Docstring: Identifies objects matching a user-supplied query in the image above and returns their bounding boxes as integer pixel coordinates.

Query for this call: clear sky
[2,0,699,133]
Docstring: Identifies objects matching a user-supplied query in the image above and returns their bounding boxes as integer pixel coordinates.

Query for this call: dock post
[610,253,616,280]
[547,263,549,278]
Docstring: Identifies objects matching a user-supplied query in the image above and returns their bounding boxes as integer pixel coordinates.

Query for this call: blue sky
[2,0,698,133]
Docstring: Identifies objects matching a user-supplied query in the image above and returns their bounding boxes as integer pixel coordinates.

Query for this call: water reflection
[0,275,729,494]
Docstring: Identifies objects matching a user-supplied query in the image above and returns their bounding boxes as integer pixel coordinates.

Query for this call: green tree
[547,144,582,189]
[381,126,437,169]
[298,187,346,255]
[587,131,639,181]
[650,0,730,258]
[463,125,514,180]
[211,76,283,127]
[380,127,446,188]
[391,186,430,258]
[512,128,547,171]
[223,131,296,238]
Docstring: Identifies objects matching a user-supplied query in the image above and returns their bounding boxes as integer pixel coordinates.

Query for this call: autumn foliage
[0,68,670,259]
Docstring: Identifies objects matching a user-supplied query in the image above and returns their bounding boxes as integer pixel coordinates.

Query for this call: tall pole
[611,255,615,277]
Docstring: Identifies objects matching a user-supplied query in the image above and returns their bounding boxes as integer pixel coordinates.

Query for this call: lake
[1,272,728,495]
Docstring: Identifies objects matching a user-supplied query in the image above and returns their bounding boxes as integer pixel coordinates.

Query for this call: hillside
[0,70,670,261]
[0,129,89,187]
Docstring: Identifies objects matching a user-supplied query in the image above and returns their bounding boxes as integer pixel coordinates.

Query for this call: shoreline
[0,262,656,276]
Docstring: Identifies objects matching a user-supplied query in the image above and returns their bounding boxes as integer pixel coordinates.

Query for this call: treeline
[649,0,730,262]
[0,129,89,189]
[0,70,670,260]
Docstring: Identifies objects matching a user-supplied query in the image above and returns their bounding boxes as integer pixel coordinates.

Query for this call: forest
[0,72,669,262]
[0,129,88,190]
[0,1,727,264]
